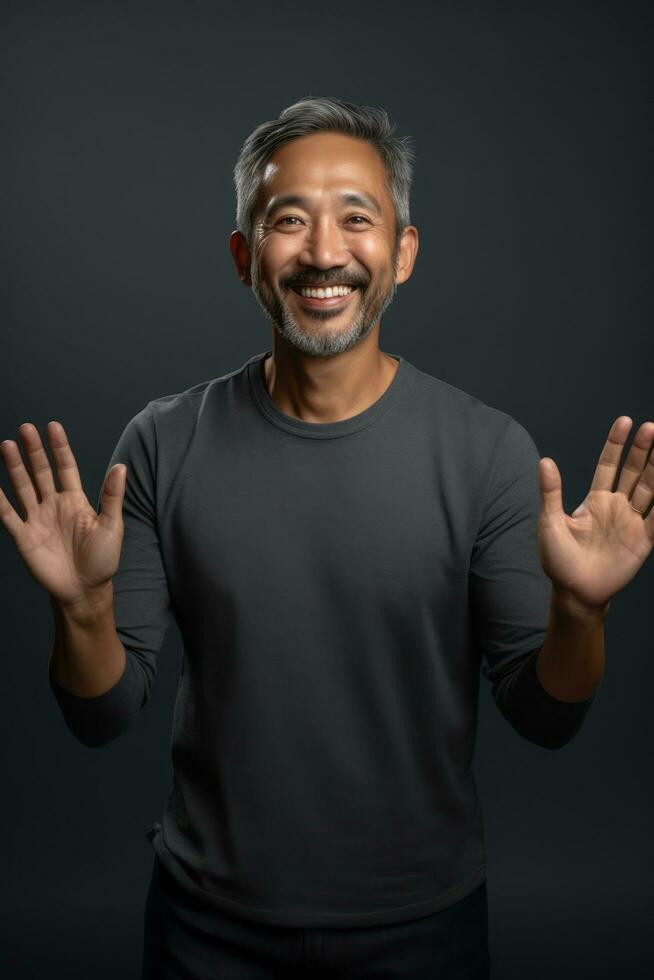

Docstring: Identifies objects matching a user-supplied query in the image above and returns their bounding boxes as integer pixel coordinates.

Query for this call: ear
[230,230,252,286]
[394,225,419,286]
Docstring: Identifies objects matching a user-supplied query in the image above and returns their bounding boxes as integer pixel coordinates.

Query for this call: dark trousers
[142,854,491,979]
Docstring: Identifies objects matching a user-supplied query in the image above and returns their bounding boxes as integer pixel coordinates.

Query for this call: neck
[263,336,398,424]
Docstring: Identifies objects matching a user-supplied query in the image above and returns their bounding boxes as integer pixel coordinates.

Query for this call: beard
[249,244,401,358]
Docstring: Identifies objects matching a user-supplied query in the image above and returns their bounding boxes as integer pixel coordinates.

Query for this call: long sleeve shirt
[49,349,598,927]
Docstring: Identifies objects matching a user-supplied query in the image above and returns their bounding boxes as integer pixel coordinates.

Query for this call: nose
[298,215,350,270]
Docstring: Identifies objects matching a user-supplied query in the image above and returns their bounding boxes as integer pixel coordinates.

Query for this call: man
[1,96,652,979]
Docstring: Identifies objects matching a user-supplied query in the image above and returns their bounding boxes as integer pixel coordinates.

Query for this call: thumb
[539,457,565,517]
[99,464,126,524]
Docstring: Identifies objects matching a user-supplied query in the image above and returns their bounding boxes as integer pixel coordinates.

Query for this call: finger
[98,464,126,526]
[0,438,41,516]
[0,484,27,543]
[615,420,654,504]
[588,416,634,493]
[627,445,654,515]
[46,421,85,493]
[17,423,57,499]
[539,457,565,517]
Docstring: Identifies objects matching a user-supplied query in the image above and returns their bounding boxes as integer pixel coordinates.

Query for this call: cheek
[352,238,388,274]
[258,239,300,285]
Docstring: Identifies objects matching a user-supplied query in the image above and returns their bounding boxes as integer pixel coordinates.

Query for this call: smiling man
[31,95,653,980]
[231,126,416,423]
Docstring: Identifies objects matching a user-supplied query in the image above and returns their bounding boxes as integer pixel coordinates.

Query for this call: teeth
[298,285,354,299]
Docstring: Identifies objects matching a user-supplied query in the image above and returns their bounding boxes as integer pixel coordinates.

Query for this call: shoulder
[403,361,543,498]
[145,356,253,433]
[409,362,511,433]
[407,361,531,466]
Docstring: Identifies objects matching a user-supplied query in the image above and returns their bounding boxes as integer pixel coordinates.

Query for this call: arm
[471,417,601,749]
[487,585,607,751]
[49,404,173,748]
[49,583,125,698]
[48,584,150,749]
[490,413,654,748]
[48,585,146,749]
[535,586,608,703]
[533,415,653,703]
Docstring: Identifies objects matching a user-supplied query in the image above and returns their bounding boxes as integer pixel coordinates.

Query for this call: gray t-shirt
[49,349,598,928]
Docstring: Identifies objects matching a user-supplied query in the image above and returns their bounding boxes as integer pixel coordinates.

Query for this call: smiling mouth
[290,285,359,308]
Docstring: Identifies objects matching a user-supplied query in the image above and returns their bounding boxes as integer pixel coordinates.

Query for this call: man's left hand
[537,416,654,611]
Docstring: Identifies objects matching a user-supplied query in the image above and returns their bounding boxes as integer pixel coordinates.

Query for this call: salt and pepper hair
[233,95,416,250]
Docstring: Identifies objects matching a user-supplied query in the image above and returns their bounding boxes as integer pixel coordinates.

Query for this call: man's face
[239,132,412,358]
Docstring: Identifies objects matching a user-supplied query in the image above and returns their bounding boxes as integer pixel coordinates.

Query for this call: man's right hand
[0,421,126,609]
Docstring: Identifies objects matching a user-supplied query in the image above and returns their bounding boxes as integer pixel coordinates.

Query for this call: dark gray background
[1,1,652,977]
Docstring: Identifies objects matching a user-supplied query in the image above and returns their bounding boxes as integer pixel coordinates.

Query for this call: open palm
[0,421,126,606]
[537,416,654,610]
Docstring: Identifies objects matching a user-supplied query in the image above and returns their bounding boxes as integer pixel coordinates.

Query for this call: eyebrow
[264,191,383,220]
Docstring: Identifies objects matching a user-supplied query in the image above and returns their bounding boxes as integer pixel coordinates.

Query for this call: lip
[290,286,358,309]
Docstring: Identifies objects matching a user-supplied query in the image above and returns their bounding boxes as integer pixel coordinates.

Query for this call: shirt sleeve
[49,402,174,747]
[470,415,600,749]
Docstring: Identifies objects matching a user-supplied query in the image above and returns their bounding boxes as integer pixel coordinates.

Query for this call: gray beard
[250,268,399,359]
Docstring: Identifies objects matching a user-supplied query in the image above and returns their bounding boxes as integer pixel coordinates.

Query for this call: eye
[275,214,371,226]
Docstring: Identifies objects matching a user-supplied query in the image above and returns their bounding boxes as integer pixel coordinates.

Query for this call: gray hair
[233,95,416,249]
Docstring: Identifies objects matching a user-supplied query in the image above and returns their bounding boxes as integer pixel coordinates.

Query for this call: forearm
[535,586,609,702]
[49,584,126,698]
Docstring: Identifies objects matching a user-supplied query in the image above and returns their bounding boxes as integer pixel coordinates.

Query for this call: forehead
[258,132,389,205]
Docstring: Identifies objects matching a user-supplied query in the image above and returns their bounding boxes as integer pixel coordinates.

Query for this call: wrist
[550,585,611,625]
[51,582,114,625]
